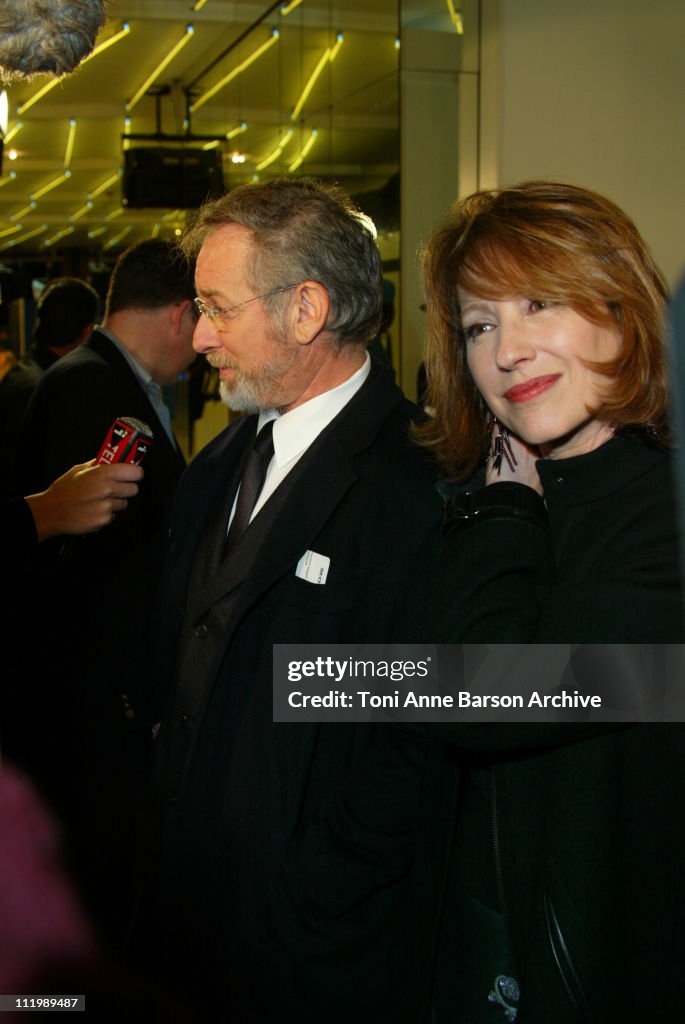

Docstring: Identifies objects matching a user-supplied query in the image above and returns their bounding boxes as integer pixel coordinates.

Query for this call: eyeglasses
[193,285,298,327]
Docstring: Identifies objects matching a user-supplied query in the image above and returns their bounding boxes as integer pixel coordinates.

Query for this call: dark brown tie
[225,419,275,551]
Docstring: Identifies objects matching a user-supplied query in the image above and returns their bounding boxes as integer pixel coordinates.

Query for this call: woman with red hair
[417,181,684,1023]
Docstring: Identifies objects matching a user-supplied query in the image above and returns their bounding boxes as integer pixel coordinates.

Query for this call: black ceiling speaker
[122,147,224,209]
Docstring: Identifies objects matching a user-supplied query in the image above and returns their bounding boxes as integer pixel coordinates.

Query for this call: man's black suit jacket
[143,360,444,1022]
[9,329,186,802]
[16,327,185,515]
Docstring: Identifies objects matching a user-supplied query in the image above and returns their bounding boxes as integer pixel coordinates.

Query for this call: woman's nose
[495,319,536,370]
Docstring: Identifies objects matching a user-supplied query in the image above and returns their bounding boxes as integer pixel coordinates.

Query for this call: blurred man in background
[0,277,99,495]
[11,239,196,950]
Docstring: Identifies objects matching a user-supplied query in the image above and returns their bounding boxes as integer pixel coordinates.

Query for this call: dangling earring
[491,418,518,475]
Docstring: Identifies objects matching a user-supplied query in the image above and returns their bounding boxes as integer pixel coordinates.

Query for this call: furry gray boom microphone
[0,0,107,79]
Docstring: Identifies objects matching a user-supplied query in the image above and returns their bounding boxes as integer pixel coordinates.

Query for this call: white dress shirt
[229,352,371,527]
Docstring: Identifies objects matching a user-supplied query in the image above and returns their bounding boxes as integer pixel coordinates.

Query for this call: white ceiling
[0,0,400,259]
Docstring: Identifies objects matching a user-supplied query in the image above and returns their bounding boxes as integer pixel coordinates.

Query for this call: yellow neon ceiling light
[70,201,94,223]
[3,122,23,143]
[10,201,36,221]
[88,171,121,201]
[64,119,77,169]
[127,25,195,112]
[202,121,248,151]
[288,128,318,172]
[446,0,464,34]
[255,129,294,172]
[18,24,131,115]
[291,34,343,121]
[45,226,76,246]
[30,170,71,201]
[104,226,132,250]
[191,30,279,113]
[3,224,48,248]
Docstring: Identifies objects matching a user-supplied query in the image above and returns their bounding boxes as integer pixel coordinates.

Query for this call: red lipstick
[504,374,561,403]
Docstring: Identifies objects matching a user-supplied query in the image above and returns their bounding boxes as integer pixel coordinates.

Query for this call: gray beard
[209,324,297,413]
[217,354,297,413]
[218,377,269,414]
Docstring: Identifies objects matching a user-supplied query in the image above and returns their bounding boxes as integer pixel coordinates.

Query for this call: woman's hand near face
[485,426,544,495]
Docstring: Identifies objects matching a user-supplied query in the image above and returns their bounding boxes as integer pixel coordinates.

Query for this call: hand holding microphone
[26,418,153,541]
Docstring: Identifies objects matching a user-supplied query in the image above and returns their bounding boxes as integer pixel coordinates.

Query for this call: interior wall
[399,28,461,399]
[399,1,481,399]
[481,0,685,288]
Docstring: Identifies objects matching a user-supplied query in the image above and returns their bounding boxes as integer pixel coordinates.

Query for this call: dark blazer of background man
[0,276,99,496]
[10,239,197,946]
[139,179,443,1022]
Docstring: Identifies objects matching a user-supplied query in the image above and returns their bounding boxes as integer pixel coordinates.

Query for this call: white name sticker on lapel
[296,550,330,585]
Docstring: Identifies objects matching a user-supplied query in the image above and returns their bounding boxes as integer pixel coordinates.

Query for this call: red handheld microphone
[96,417,154,465]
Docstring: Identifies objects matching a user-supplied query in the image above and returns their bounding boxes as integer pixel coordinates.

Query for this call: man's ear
[291,282,330,345]
[171,299,193,333]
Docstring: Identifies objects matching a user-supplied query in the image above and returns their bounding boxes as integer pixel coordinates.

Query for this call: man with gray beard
[139,178,442,1022]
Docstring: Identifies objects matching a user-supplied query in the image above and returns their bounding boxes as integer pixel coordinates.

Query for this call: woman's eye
[463,321,494,342]
[528,299,550,313]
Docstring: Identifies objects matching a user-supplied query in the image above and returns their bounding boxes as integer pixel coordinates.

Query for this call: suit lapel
[236,360,407,611]
[188,429,358,625]
[180,360,405,630]
[174,414,256,610]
